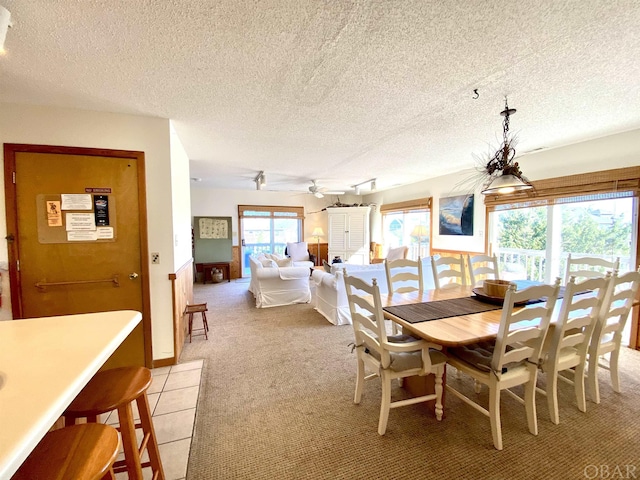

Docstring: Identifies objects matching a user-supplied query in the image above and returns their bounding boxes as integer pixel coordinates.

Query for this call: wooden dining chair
[342,271,447,435]
[467,254,500,287]
[587,268,640,404]
[564,253,619,285]
[538,274,610,424]
[385,257,423,334]
[446,279,561,450]
[431,254,467,289]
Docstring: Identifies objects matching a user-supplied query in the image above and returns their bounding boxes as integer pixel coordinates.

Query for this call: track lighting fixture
[352,178,377,195]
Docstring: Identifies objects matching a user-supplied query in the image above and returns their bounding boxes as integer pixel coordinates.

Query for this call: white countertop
[0,310,142,479]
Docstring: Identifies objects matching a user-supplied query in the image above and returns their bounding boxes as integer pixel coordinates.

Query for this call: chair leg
[202,311,210,333]
[489,387,503,451]
[101,469,116,480]
[546,369,560,425]
[588,352,601,404]
[136,393,166,480]
[188,313,194,343]
[434,366,444,421]
[473,379,482,394]
[575,362,588,413]
[378,371,392,435]
[610,347,622,393]
[201,312,209,340]
[525,374,539,437]
[354,356,365,404]
[117,402,144,480]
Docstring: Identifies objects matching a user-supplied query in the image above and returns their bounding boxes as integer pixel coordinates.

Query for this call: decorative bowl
[483,279,516,298]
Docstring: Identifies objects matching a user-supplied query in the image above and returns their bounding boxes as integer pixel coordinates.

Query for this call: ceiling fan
[308,180,345,198]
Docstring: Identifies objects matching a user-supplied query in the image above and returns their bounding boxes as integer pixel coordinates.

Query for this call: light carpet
[180,280,640,480]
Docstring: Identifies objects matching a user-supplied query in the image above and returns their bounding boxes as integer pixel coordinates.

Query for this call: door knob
[129,272,139,280]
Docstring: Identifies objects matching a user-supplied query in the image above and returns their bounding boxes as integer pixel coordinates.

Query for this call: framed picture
[439,194,474,236]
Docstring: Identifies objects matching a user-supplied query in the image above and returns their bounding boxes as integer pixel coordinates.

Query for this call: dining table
[381,284,508,347]
[0,310,142,479]
[380,283,567,409]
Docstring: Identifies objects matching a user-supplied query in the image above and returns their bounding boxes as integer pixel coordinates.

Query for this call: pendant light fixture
[480,98,533,195]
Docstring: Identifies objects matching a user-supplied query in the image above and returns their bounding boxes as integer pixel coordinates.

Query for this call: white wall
[0,103,180,361]
[169,123,194,269]
[365,128,640,253]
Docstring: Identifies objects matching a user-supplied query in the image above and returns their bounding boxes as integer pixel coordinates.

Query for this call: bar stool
[184,303,209,342]
[13,423,120,480]
[63,366,165,480]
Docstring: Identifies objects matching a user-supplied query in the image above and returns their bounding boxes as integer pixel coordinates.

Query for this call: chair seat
[449,341,523,373]
[366,334,446,371]
[64,366,165,480]
[66,366,152,416]
[12,423,120,480]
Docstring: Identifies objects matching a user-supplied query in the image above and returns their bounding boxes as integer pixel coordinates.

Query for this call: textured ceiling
[1,1,640,194]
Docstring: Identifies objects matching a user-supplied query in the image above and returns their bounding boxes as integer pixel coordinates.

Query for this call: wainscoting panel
[168,259,194,365]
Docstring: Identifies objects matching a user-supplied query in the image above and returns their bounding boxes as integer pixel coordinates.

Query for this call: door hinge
[16,259,19,271]
[12,171,16,184]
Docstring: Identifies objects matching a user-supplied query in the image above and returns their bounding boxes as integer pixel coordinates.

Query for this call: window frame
[380,197,432,260]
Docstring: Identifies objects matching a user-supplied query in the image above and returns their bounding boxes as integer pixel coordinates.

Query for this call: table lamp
[411,225,428,258]
[312,227,325,264]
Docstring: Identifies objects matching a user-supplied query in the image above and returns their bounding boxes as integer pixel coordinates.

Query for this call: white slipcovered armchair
[285,241,315,269]
[248,254,312,308]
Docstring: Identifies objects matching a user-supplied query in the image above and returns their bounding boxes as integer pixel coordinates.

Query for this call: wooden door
[3,144,152,368]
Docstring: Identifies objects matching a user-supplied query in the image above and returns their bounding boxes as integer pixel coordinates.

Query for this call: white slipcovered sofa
[311,259,436,325]
[248,253,312,308]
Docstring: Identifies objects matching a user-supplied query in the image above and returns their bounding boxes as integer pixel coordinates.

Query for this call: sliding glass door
[489,195,636,283]
[380,198,432,261]
[239,206,304,277]
[488,194,637,344]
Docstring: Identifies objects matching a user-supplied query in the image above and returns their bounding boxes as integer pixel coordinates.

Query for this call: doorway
[3,144,152,368]
[238,205,304,277]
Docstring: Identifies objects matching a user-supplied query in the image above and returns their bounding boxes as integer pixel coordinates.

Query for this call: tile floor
[108,359,203,480]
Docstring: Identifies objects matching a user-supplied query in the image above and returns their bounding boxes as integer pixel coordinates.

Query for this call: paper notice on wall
[61,194,92,210]
[199,218,228,239]
[66,213,96,231]
[67,231,98,241]
[46,200,62,227]
[96,226,114,239]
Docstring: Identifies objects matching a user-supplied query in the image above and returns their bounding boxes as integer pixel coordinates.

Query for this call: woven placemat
[383,296,502,324]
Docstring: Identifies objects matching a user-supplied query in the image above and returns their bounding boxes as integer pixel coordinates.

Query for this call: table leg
[402,366,448,417]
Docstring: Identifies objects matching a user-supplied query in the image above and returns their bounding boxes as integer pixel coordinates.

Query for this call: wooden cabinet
[327,206,370,265]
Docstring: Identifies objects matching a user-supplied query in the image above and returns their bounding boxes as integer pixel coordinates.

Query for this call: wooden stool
[185,303,209,342]
[63,367,165,480]
[13,423,120,480]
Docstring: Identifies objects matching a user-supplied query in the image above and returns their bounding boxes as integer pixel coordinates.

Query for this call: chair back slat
[343,272,392,366]
[467,254,499,287]
[385,257,423,294]
[545,275,611,367]
[564,254,619,284]
[492,280,561,374]
[431,254,467,289]
[593,269,640,347]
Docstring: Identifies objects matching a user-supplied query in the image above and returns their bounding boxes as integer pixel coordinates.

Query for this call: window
[238,205,304,276]
[489,193,636,282]
[485,167,640,347]
[380,198,431,260]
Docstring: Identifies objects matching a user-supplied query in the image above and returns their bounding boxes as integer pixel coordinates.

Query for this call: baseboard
[152,357,176,368]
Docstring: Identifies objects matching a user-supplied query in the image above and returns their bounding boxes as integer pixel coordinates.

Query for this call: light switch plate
[151,252,160,264]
